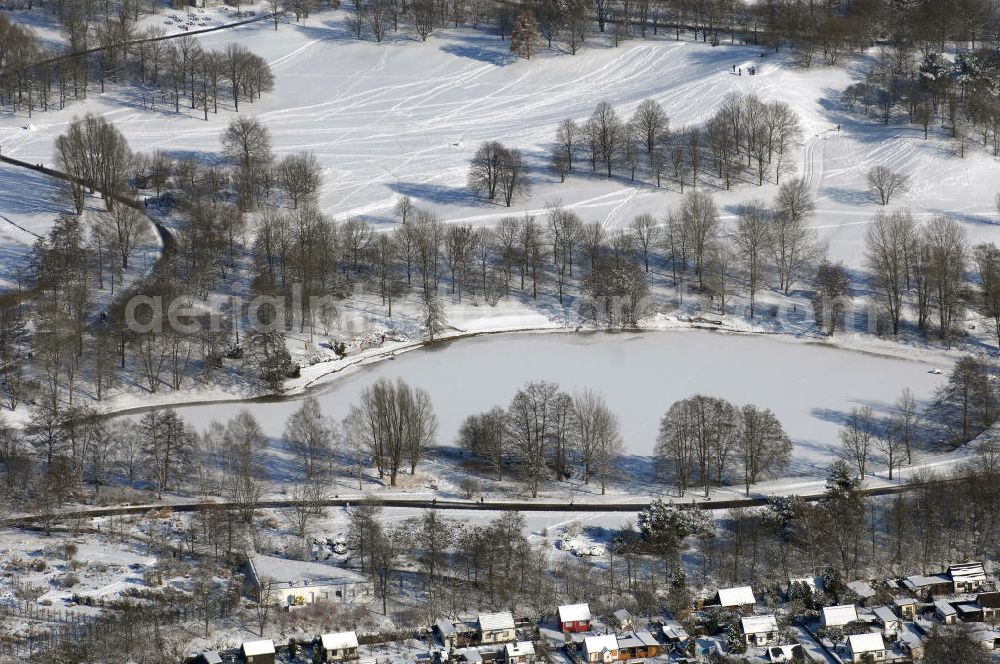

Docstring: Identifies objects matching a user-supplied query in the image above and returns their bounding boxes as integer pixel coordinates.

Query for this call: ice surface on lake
[171,330,941,474]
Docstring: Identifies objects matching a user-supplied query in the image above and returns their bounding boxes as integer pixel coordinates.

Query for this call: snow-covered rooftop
[250,553,367,589]
[478,611,515,632]
[935,599,957,616]
[949,562,987,584]
[873,606,899,624]
[847,633,885,654]
[241,639,275,657]
[504,641,535,657]
[558,603,591,623]
[321,631,359,651]
[904,574,951,589]
[847,580,876,599]
[584,635,619,655]
[822,604,859,627]
[613,609,632,625]
[436,618,457,636]
[740,615,778,635]
[718,585,756,607]
[616,631,659,649]
[662,623,689,641]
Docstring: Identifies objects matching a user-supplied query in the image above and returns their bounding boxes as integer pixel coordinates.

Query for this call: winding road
[1,478,952,528]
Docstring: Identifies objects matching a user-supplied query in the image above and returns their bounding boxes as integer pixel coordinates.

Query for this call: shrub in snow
[459,477,480,499]
[637,499,713,546]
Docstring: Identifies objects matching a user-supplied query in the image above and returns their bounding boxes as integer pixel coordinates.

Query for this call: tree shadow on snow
[291,17,374,45]
[924,207,1000,227]
[0,164,69,219]
[439,33,517,66]
[821,186,873,206]
[388,180,482,207]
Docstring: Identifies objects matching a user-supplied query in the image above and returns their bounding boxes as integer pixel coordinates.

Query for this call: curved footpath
[0,155,174,250]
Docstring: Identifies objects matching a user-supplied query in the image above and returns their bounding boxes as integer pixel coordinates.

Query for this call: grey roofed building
[902,573,952,598]
[934,599,958,624]
[612,608,632,629]
[615,630,659,649]
[248,553,370,607]
[661,623,689,642]
[949,562,988,592]
[846,580,876,600]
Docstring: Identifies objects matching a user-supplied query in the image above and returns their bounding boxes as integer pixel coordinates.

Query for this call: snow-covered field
[2,5,1000,271]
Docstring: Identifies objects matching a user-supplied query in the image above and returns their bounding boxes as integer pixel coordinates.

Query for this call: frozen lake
[169,330,946,475]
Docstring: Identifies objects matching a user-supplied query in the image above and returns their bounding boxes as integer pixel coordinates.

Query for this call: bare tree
[97,204,148,269]
[498,147,531,206]
[772,178,819,293]
[345,378,436,485]
[468,141,505,202]
[507,380,561,497]
[589,101,622,178]
[631,99,669,163]
[395,195,413,224]
[736,405,792,494]
[283,396,335,481]
[630,213,659,272]
[139,409,192,500]
[412,0,435,40]
[277,151,322,208]
[54,113,133,213]
[839,405,877,478]
[731,199,771,318]
[555,119,579,173]
[283,478,330,543]
[679,189,719,288]
[867,165,908,205]
[372,526,407,615]
[371,233,400,315]
[934,356,997,443]
[921,216,967,339]
[573,389,623,494]
[865,209,917,335]
[656,395,738,498]
[222,116,273,210]
[891,387,918,465]
[251,577,275,636]
[222,410,267,524]
[974,242,1000,349]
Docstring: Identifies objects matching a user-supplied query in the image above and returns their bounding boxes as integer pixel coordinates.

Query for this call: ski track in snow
[5,18,1000,267]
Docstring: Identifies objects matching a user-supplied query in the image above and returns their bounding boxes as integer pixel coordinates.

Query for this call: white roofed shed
[821,604,859,628]
[718,586,756,607]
